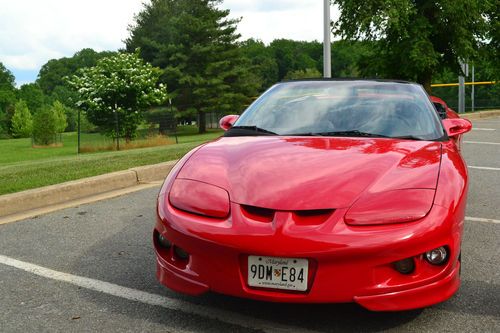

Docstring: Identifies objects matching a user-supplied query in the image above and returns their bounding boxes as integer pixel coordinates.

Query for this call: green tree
[331,40,377,77]
[37,57,72,95]
[63,107,78,132]
[52,100,68,133]
[0,63,16,108]
[0,111,7,138]
[126,0,259,133]
[485,2,499,78]
[36,48,117,115]
[32,106,58,145]
[11,100,33,138]
[332,0,493,92]
[284,68,322,80]
[50,85,79,108]
[68,52,167,141]
[269,39,322,80]
[37,48,116,95]
[0,62,17,135]
[241,39,279,92]
[17,83,47,113]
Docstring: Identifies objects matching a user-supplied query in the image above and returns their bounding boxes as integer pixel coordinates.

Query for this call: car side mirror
[433,103,447,119]
[442,118,472,138]
[219,115,239,131]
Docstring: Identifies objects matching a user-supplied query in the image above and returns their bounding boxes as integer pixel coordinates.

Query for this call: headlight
[169,179,230,218]
[425,246,448,265]
[344,189,434,226]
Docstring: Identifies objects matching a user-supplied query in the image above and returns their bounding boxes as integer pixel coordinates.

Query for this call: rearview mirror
[219,115,239,131]
[442,118,472,138]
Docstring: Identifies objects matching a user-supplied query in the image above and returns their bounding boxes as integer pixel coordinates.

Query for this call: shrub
[11,100,33,138]
[52,100,68,133]
[33,106,58,145]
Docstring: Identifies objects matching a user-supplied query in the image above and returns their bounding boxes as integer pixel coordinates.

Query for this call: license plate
[247,256,308,291]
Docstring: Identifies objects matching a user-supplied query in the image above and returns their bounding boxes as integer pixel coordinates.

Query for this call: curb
[0,160,178,220]
[463,110,500,120]
[131,161,178,183]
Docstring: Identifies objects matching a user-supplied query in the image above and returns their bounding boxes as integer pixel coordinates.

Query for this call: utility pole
[471,66,475,112]
[323,0,331,78]
[458,61,468,114]
[114,103,120,151]
[77,109,81,154]
[169,98,178,144]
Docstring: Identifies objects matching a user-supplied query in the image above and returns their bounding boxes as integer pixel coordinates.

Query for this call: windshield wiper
[392,135,425,141]
[287,130,391,138]
[227,125,277,136]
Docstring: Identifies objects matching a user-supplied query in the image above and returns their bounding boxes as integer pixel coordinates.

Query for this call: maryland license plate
[247,256,308,291]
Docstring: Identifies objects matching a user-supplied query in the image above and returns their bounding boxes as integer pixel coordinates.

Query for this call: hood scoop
[240,204,334,226]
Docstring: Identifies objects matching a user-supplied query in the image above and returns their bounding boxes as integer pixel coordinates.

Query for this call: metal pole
[114,103,120,151]
[323,0,331,78]
[471,66,475,112]
[169,98,178,144]
[458,76,465,114]
[77,109,81,154]
[458,61,467,114]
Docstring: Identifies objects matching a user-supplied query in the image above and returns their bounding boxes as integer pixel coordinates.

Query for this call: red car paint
[154,83,472,311]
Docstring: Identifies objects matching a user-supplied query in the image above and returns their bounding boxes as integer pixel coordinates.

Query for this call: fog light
[173,246,189,260]
[425,246,448,265]
[157,233,171,249]
[393,258,415,274]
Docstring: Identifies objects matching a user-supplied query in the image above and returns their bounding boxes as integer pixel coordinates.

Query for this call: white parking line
[0,255,319,333]
[469,166,500,171]
[465,217,500,224]
[465,141,500,145]
[472,128,496,131]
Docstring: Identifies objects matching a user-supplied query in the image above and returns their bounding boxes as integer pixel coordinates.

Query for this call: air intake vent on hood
[293,209,334,225]
[241,205,334,225]
[241,205,275,223]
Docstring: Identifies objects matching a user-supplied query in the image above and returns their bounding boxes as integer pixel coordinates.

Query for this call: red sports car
[154,80,472,311]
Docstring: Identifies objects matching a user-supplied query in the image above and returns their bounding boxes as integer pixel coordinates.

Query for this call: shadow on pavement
[71,223,427,332]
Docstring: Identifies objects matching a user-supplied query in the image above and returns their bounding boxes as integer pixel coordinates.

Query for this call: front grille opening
[241,205,275,223]
[293,209,334,225]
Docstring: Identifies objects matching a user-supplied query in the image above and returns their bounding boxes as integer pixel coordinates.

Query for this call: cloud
[0,0,143,83]
[223,0,316,13]
[224,0,334,44]
[0,0,337,85]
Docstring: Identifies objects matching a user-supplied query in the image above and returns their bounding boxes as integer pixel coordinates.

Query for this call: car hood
[177,136,442,210]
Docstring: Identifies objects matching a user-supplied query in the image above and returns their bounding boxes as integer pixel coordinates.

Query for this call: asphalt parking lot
[1,117,499,333]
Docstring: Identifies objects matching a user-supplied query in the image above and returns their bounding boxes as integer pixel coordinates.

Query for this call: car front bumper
[154,198,463,311]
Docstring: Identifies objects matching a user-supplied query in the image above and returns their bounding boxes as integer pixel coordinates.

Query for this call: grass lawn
[0,126,223,195]
[175,125,225,144]
[0,126,222,165]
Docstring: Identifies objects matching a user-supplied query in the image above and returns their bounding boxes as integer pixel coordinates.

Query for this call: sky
[0,0,338,87]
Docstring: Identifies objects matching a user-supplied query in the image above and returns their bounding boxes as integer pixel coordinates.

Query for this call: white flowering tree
[68,52,167,141]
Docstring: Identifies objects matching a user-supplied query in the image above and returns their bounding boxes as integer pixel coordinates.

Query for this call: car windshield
[229,80,445,141]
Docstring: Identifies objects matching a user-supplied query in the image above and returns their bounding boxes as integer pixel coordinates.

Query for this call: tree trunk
[418,71,433,95]
[198,111,206,134]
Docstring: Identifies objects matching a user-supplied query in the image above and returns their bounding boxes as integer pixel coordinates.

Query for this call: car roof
[282,78,416,85]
